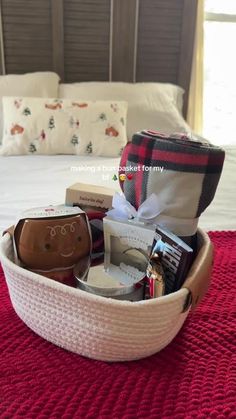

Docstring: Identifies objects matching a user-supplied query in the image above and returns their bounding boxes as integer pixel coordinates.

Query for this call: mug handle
[2,225,14,237]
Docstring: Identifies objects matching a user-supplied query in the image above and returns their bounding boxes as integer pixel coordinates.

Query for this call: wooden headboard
[0,0,197,117]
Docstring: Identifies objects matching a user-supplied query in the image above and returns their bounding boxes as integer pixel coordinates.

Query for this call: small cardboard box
[65,183,115,212]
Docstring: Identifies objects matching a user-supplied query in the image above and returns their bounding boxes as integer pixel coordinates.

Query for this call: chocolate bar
[149,226,193,294]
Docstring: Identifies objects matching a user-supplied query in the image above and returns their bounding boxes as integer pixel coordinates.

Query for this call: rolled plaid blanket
[119,130,225,242]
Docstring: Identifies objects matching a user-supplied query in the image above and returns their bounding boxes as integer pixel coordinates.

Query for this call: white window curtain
[187,0,236,145]
[187,0,204,135]
[203,0,236,145]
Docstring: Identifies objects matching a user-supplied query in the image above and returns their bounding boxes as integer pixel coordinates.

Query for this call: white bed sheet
[0,147,235,234]
[0,155,121,233]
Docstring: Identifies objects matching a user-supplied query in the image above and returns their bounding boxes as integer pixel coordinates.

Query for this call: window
[203,0,236,145]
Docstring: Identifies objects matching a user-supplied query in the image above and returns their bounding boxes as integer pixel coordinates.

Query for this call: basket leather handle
[182,229,214,310]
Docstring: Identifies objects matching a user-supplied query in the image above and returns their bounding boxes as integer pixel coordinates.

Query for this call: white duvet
[0,147,235,234]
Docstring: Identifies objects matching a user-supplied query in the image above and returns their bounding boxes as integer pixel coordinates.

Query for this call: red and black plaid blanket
[119,131,225,243]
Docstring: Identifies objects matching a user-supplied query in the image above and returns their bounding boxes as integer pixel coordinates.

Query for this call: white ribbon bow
[107,192,163,222]
[106,192,199,236]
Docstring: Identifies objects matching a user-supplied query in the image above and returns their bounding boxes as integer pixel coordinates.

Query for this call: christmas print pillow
[0,97,128,156]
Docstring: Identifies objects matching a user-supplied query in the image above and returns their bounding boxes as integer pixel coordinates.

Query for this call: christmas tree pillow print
[0,97,128,156]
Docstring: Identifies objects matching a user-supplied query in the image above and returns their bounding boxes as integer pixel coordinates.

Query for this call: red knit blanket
[0,231,235,418]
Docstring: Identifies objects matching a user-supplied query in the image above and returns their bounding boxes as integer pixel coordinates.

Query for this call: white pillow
[0,72,60,143]
[0,97,127,157]
[59,82,190,139]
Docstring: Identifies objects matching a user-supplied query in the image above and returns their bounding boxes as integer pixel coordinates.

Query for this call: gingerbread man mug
[11,205,92,287]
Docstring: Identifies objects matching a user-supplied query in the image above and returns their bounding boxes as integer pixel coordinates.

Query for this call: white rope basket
[0,229,213,362]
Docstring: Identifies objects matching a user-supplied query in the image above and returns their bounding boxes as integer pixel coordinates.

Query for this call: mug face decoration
[13,206,92,286]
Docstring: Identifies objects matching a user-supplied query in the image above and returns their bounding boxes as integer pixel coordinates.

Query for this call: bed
[0,149,235,235]
[0,1,235,418]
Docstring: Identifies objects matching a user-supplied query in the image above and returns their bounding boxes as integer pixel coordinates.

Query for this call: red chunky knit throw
[0,231,235,418]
